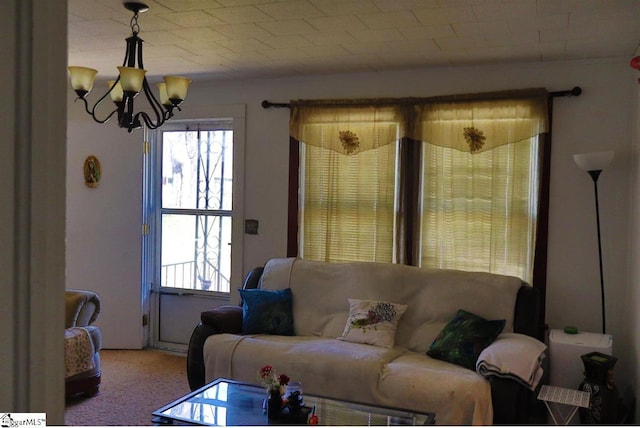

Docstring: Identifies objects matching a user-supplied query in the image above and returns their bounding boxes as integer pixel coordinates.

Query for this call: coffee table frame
[152,378,435,426]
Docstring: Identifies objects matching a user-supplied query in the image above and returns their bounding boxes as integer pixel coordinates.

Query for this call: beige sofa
[65,289,102,398]
[188,258,543,425]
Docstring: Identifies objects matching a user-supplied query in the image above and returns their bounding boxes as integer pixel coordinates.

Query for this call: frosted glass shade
[107,80,124,103]
[117,66,146,93]
[156,82,171,107]
[573,151,615,172]
[163,76,192,102]
[68,66,98,93]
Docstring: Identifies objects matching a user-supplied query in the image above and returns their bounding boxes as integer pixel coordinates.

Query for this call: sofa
[187,258,543,425]
[65,289,102,398]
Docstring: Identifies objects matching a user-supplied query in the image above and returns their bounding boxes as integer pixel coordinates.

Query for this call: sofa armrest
[187,305,243,390]
[489,284,541,424]
[201,305,243,333]
[187,322,221,390]
[65,289,101,328]
[513,285,541,339]
[490,377,534,424]
[187,266,265,391]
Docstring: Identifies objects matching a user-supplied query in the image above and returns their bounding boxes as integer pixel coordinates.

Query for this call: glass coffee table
[152,378,435,426]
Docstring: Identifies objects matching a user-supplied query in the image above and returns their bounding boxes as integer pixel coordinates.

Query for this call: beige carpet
[65,349,189,426]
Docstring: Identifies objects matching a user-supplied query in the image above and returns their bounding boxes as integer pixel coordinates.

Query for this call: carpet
[65,349,189,426]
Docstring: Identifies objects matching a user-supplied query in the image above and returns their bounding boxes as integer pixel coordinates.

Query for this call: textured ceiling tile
[451,21,510,37]
[157,11,225,28]
[413,6,477,26]
[358,11,421,29]
[68,0,640,79]
[154,0,224,12]
[302,31,359,45]
[204,5,274,23]
[372,0,439,12]
[305,15,368,32]
[400,25,457,40]
[212,22,274,39]
[259,35,314,49]
[216,38,272,52]
[168,27,227,42]
[256,0,325,20]
[68,19,129,37]
[472,1,537,21]
[258,19,320,36]
[348,28,405,43]
[309,0,382,16]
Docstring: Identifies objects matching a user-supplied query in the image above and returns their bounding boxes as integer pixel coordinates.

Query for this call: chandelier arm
[75,94,119,124]
[142,78,169,125]
[135,111,163,130]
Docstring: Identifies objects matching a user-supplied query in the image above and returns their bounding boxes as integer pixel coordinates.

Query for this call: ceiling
[68,0,640,81]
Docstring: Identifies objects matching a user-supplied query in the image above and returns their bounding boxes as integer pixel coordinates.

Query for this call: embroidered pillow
[238,288,294,336]
[338,299,407,348]
[427,309,505,370]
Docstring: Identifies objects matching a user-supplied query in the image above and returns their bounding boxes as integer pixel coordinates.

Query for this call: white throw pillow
[338,298,407,348]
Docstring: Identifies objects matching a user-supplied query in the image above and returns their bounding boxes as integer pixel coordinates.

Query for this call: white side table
[537,385,590,425]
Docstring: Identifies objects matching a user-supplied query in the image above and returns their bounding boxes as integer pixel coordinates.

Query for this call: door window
[160,123,233,293]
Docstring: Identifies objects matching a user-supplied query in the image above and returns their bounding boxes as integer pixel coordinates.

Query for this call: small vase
[578,352,620,424]
[267,389,282,420]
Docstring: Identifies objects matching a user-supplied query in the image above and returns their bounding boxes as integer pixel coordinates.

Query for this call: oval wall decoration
[83,155,101,188]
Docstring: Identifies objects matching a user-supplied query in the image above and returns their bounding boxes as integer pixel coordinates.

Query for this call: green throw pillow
[427,309,505,370]
[238,288,294,336]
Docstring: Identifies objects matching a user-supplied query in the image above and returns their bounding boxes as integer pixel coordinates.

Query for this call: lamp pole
[587,169,606,334]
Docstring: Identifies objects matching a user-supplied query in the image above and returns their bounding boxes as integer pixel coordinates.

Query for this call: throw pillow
[337,298,407,348]
[427,309,505,370]
[238,288,294,336]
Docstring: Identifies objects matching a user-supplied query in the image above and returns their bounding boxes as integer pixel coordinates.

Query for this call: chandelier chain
[130,13,140,35]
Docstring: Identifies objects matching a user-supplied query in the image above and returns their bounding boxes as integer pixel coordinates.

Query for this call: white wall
[66,101,144,349]
[67,58,638,402]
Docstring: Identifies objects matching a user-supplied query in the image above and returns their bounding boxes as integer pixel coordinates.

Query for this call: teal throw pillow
[427,309,505,370]
[239,288,294,336]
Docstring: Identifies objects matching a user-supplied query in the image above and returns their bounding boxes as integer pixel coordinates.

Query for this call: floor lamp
[573,151,614,334]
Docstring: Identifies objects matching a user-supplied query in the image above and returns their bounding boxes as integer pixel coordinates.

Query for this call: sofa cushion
[202,334,493,425]
[427,309,505,370]
[258,258,523,353]
[379,352,493,425]
[337,299,407,348]
[238,288,294,335]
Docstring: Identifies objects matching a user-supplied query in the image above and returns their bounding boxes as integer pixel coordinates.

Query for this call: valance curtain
[289,88,548,154]
[290,89,550,285]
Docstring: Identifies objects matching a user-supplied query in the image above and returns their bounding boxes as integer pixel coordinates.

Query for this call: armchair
[65,289,102,398]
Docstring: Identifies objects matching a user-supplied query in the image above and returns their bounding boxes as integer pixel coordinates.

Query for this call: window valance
[289,89,549,155]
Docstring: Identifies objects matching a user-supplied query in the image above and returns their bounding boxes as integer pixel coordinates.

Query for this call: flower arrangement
[258,365,290,394]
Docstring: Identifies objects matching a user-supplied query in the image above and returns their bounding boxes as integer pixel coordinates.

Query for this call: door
[144,112,245,352]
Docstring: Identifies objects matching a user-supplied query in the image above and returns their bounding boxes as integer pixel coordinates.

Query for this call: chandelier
[68,2,191,132]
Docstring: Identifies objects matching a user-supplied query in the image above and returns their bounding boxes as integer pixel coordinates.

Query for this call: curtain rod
[261,87,582,109]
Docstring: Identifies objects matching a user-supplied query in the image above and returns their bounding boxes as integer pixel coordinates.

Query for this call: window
[290,91,549,285]
[159,122,233,292]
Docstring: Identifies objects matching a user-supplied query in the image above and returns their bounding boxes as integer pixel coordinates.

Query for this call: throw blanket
[476,333,546,390]
[64,327,95,378]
